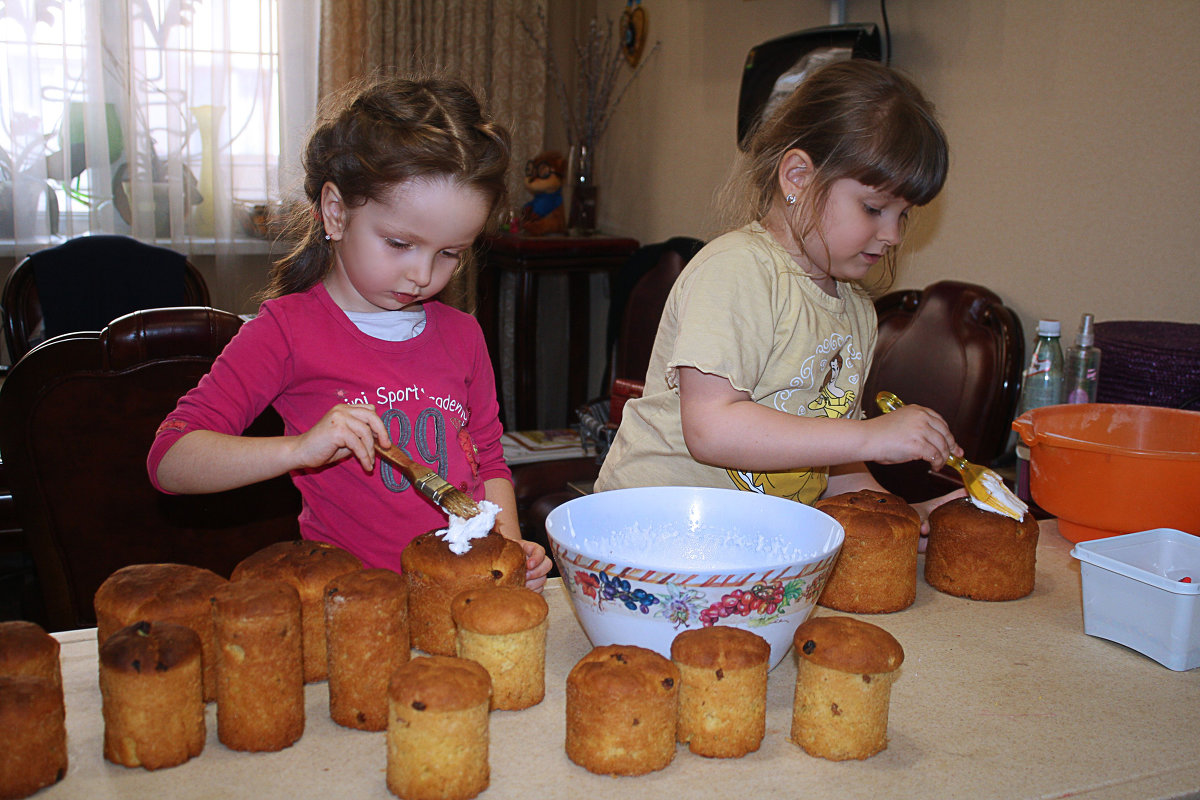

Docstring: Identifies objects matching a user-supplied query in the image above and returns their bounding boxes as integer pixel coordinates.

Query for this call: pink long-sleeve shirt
[148,283,510,571]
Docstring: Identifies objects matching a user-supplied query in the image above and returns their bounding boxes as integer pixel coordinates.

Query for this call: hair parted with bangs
[264,73,511,305]
[718,59,948,287]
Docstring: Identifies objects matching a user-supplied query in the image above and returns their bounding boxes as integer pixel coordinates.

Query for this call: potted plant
[0,112,59,238]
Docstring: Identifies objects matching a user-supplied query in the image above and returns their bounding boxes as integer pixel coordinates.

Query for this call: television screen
[737,23,882,148]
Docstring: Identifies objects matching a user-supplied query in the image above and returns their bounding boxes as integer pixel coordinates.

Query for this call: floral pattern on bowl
[553,542,839,666]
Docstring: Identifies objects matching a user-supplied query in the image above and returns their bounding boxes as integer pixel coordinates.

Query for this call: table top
[42,521,1200,799]
[483,231,639,261]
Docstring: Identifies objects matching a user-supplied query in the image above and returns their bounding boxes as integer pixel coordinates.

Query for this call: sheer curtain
[0,0,319,310]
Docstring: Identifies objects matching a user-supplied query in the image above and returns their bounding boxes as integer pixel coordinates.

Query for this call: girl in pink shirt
[150,75,551,590]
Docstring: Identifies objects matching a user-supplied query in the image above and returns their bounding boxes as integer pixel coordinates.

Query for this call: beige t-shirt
[595,222,877,504]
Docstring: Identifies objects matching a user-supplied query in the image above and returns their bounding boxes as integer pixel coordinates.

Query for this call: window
[1,0,310,247]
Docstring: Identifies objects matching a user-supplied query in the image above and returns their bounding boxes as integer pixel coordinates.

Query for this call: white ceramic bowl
[546,486,844,669]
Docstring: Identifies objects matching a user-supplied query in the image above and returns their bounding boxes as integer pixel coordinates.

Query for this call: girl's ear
[778,148,813,200]
[320,181,345,241]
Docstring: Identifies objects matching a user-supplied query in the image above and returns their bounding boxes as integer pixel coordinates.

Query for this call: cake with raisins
[401,530,524,656]
[790,615,904,760]
[451,585,548,710]
[565,644,680,775]
[671,625,769,758]
[815,489,921,613]
[231,540,362,682]
[386,655,492,800]
[925,497,1039,600]
[325,567,409,730]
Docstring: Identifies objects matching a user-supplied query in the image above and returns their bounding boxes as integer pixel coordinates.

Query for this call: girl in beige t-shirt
[597,60,964,528]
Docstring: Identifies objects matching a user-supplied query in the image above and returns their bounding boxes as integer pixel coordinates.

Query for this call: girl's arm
[678,366,959,472]
[156,402,392,493]
[485,477,551,593]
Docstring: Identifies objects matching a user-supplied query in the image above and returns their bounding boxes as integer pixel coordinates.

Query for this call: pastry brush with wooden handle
[375,442,481,519]
[874,391,1028,521]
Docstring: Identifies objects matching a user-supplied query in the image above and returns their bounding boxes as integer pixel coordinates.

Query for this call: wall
[569,0,1199,344]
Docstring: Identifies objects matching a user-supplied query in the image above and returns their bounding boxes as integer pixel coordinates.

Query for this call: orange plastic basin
[1012,404,1200,543]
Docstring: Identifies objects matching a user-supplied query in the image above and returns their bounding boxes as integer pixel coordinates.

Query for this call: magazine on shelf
[501,428,594,464]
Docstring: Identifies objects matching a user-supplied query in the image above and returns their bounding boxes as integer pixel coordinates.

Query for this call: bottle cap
[1076,313,1095,347]
[1037,319,1061,337]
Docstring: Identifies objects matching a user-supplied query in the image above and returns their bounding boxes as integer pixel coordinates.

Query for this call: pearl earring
[785,194,796,205]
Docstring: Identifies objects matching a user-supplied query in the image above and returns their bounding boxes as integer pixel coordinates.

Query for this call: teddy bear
[519,150,567,236]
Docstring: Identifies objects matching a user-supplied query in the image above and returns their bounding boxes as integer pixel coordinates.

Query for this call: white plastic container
[1071,529,1200,671]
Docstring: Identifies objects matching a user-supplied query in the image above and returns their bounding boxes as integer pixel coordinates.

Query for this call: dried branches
[519,6,659,150]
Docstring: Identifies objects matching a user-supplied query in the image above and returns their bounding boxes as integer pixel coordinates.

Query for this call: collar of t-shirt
[342,308,427,341]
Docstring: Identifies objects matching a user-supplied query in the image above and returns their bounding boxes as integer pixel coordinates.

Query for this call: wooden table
[477,233,638,430]
[41,522,1200,799]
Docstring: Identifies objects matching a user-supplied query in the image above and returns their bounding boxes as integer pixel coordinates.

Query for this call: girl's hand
[292,403,391,473]
[866,404,962,469]
[519,539,552,593]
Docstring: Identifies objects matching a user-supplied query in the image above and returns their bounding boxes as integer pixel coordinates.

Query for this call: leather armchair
[0,306,300,630]
[863,280,1025,502]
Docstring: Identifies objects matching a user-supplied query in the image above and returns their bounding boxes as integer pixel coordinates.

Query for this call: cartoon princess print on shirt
[806,353,855,418]
[726,348,858,504]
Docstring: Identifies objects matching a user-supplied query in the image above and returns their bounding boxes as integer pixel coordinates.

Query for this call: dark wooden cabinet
[477,233,638,430]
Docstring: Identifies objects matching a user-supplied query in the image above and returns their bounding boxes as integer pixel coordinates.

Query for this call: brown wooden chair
[0,306,301,631]
[862,279,1025,502]
[2,234,209,365]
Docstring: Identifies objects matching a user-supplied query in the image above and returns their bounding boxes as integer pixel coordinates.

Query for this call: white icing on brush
[968,470,1028,519]
[436,500,502,554]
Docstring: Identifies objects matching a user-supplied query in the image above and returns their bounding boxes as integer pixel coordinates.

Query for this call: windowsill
[0,235,278,259]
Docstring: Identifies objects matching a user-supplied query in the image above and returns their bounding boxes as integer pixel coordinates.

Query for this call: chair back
[606,236,705,388]
[862,280,1025,502]
[2,235,210,363]
[0,306,300,630]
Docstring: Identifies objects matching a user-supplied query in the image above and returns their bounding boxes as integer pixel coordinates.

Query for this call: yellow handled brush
[875,391,1027,521]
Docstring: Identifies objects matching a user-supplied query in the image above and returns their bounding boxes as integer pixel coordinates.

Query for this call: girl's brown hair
[264,74,511,306]
[718,59,948,286]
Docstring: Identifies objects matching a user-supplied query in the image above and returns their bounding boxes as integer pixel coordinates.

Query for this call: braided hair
[265,74,511,304]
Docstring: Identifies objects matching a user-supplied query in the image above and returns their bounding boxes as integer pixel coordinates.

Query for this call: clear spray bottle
[1065,313,1102,403]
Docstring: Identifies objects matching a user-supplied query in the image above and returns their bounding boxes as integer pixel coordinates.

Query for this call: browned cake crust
[452,587,549,711]
[231,540,362,682]
[925,498,1040,601]
[94,563,227,701]
[0,621,62,700]
[815,490,922,613]
[565,644,680,776]
[0,675,67,799]
[386,656,492,800]
[791,615,904,760]
[671,626,769,758]
[211,580,304,751]
[325,568,409,730]
[98,620,206,770]
[401,531,526,656]
[451,585,548,635]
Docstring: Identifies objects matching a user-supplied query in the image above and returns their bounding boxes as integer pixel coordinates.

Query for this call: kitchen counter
[39,521,1200,799]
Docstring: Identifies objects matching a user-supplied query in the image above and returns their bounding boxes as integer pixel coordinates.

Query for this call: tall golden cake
[790,615,904,760]
[210,579,305,751]
[400,530,525,656]
[451,585,548,710]
[231,540,362,682]
[386,655,492,800]
[324,567,409,731]
[94,563,227,701]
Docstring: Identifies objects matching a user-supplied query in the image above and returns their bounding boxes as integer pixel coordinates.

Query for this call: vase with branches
[520,7,659,234]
